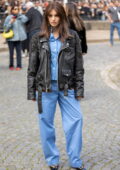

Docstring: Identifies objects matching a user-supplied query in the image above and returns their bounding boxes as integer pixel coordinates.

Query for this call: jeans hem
[47,160,59,166]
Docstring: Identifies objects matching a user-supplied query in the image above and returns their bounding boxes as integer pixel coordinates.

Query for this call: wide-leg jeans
[37,81,83,168]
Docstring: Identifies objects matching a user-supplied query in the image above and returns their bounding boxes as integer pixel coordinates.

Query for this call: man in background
[25,1,43,41]
[107,1,120,46]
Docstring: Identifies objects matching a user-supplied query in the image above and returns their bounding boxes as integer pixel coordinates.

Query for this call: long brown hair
[65,3,84,31]
[40,2,71,42]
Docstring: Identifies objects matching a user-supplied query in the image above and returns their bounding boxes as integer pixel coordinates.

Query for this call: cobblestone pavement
[0,42,120,170]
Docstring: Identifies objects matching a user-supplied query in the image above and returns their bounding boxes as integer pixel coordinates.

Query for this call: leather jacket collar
[39,36,72,52]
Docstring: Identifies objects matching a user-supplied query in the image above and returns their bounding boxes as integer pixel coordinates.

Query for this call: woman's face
[48,9,60,27]
[12,6,19,15]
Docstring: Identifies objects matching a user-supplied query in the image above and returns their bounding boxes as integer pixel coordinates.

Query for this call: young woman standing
[65,2,88,55]
[27,2,85,170]
[4,5,28,70]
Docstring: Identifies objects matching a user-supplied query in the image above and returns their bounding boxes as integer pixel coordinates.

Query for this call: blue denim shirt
[49,33,62,80]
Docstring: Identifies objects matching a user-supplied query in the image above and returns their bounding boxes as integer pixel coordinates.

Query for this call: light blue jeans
[37,81,83,168]
[110,22,120,45]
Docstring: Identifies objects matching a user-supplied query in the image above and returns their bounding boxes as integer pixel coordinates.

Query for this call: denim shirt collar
[49,33,60,42]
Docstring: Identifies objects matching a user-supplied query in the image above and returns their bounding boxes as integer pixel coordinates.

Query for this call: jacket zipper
[57,51,61,90]
[45,56,48,92]
[45,50,51,92]
[57,42,69,90]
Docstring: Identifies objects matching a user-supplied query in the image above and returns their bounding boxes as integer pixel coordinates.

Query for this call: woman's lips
[51,22,56,24]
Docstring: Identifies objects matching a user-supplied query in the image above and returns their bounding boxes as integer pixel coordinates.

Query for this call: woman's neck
[51,26,59,38]
[53,31,59,39]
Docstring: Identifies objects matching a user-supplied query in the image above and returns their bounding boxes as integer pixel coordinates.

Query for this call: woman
[28,2,85,170]
[4,5,28,70]
[65,2,87,54]
[21,5,29,58]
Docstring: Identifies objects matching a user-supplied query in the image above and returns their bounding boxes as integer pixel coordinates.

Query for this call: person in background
[65,2,87,55]
[4,5,28,70]
[27,2,85,170]
[107,1,120,46]
[25,1,43,42]
[80,2,91,20]
[0,0,7,13]
[21,5,29,58]
[35,0,43,15]
[90,3,98,20]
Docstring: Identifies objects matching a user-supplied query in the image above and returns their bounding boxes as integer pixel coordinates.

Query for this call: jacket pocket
[62,69,72,77]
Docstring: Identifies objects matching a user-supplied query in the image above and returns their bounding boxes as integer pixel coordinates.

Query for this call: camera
[12,15,17,19]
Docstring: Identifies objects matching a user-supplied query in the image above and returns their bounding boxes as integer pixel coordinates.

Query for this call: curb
[87,38,119,43]
[0,39,119,52]
[101,62,120,91]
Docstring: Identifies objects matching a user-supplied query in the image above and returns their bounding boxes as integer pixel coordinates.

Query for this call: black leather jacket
[27,30,84,112]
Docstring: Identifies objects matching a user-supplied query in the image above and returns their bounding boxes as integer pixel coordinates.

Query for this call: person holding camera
[3,5,28,70]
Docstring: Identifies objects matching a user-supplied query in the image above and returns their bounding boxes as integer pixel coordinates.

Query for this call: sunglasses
[14,8,18,10]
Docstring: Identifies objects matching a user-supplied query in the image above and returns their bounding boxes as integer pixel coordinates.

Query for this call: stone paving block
[6,165,17,170]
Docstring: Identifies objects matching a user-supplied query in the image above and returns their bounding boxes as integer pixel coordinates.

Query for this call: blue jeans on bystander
[110,22,120,45]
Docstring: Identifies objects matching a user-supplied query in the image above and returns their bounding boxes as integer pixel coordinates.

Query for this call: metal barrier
[0,12,8,32]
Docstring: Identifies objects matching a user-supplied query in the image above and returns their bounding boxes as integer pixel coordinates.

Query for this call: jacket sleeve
[27,33,40,100]
[17,14,28,23]
[74,31,84,97]
[25,10,31,21]
[3,15,13,31]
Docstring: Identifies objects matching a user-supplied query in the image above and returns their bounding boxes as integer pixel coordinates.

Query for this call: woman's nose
[52,16,55,20]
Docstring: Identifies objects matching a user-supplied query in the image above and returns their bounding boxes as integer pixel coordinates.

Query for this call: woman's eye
[48,15,59,17]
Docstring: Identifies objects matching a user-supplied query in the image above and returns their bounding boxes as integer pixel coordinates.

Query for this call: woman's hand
[10,18,16,24]
[76,96,84,100]
[32,99,36,101]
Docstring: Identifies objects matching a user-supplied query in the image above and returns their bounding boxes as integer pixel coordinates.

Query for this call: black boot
[71,165,86,170]
[49,165,59,170]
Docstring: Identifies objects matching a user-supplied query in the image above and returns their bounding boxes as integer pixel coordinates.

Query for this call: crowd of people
[2,1,43,70]
[1,0,88,71]
[0,0,120,69]
[0,0,120,21]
